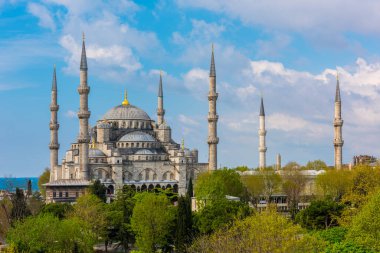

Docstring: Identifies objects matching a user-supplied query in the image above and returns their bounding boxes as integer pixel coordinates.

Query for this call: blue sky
[2,0,380,176]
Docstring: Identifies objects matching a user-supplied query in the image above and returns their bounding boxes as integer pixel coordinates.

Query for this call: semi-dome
[89,148,106,157]
[134,149,157,155]
[103,104,151,121]
[119,131,156,142]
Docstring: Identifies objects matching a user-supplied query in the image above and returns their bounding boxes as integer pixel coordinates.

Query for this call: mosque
[45,36,219,203]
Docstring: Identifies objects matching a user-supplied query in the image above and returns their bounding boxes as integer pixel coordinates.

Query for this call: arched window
[145,170,149,180]
[170,173,174,180]
[153,173,157,180]
[139,173,143,181]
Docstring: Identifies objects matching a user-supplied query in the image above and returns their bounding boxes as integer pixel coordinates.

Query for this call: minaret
[258,97,267,169]
[157,71,165,125]
[77,33,91,180]
[49,65,59,181]
[334,73,344,169]
[207,44,219,171]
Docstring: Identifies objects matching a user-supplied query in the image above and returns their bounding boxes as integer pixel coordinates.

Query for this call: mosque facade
[45,37,218,203]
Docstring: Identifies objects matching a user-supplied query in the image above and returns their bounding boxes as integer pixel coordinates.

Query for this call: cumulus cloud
[65,110,76,118]
[178,114,200,126]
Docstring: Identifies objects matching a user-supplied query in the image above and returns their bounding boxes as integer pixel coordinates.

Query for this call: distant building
[353,155,377,166]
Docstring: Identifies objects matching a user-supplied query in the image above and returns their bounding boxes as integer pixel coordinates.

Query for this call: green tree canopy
[195,169,246,203]
[131,192,176,253]
[305,160,328,170]
[41,203,73,219]
[38,168,50,197]
[316,169,352,201]
[89,180,107,202]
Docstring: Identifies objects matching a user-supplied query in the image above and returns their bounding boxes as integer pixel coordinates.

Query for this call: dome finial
[122,89,129,106]
[181,138,185,150]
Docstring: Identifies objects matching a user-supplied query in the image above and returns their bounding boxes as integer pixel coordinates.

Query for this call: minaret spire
[77,33,91,180]
[49,65,60,181]
[207,44,219,171]
[334,71,344,169]
[258,96,267,169]
[157,71,165,125]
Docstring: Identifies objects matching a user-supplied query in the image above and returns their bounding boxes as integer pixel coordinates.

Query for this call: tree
[241,174,265,206]
[295,200,344,230]
[283,161,301,170]
[89,180,107,202]
[187,177,193,198]
[106,186,136,252]
[189,209,325,253]
[0,196,12,242]
[340,165,380,226]
[282,168,307,219]
[234,166,249,172]
[41,203,73,219]
[6,214,97,253]
[346,189,380,251]
[175,196,193,252]
[316,169,352,201]
[27,179,32,196]
[70,194,107,242]
[193,198,251,235]
[10,188,31,223]
[38,168,50,197]
[195,169,246,204]
[260,169,282,202]
[131,192,176,253]
[305,160,328,171]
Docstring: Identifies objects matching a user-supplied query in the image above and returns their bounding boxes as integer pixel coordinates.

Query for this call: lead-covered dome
[103,104,151,121]
[119,131,156,142]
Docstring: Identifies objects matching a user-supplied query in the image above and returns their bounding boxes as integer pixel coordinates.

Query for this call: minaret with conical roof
[334,72,344,169]
[77,33,91,180]
[49,65,59,181]
[207,44,219,171]
[157,71,165,125]
[258,97,267,169]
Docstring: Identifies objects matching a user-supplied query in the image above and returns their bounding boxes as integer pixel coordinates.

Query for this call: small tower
[77,33,91,180]
[157,71,165,125]
[258,96,267,169]
[334,72,344,169]
[207,44,219,171]
[276,154,281,171]
[49,65,60,181]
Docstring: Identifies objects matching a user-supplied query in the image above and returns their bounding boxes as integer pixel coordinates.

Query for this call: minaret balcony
[78,137,89,143]
[334,140,344,146]
[50,105,59,111]
[157,108,165,115]
[208,92,219,100]
[207,136,219,144]
[77,86,90,95]
[49,143,60,149]
[78,111,91,119]
[208,114,219,122]
[49,123,60,130]
[258,129,267,135]
[259,147,267,152]
[334,120,343,126]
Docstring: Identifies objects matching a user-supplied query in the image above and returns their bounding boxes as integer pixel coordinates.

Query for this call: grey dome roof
[119,131,156,142]
[89,149,106,157]
[103,104,151,121]
[97,122,111,129]
[134,149,157,155]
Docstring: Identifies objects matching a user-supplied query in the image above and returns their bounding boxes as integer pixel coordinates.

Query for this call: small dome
[159,122,171,130]
[103,104,151,121]
[135,149,157,155]
[89,149,106,157]
[119,131,156,142]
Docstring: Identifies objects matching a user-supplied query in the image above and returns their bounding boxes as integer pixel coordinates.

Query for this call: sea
[0,177,39,192]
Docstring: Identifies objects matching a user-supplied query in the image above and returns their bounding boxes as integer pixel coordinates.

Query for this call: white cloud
[176,0,380,39]
[65,110,76,118]
[182,68,209,97]
[178,114,200,126]
[27,3,56,31]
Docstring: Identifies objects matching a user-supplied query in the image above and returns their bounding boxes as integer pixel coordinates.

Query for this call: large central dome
[103,104,151,121]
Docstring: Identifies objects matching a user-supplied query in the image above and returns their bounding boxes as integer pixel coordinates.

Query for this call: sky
[2,0,380,176]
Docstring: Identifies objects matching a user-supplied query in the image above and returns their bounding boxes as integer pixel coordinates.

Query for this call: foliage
[131,192,176,253]
[316,170,352,201]
[296,200,344,230]
[305,160,328,171]
[340,165,380,226]
[313,227,347,244]
[106,186,136,252]
[233,166,249,172]
[193,198,251,235]
[26,180,32,196]
[346,189,380,251]
[41,203,73,219]
[189,209,325,253]
[38,168,50,197]
[324,241,373,253]
[6,214,96,253]
[241,174,265,206]
[282,168,307,219]
[70,194,107,240]
[187,177,193,198]
[89,179,107,202]
[0,196,12,241]
[282,161,300,170]
[175,196,193,252]
[10,188,31,223]
[195,169,246,203]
